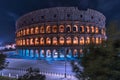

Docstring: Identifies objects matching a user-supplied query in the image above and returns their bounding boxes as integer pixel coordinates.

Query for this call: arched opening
[80,37,84,45]
[73,25,78,32]
[59,37,64,45]
[23,49,26,56]
[20,40,22,46]
[26,49,29,57]
[35,27,39,34]
[66,37,71,45]
[46,37,51,45]
[73,49,78,57]
[66,49,72,58]
[52,25,57,33]
[53,37,58,45]
[23,29,26,35]
[86,37,90,44]
[40,50,45,57]
[80,49,83,57]
[73,37,78,45]
[91,26,95,33]
[26,28,29,35]
[35,50,39,58]
[96,37,99,44]
[95,27,99,33]
[30,28,34,34]
[46,50,51,58]
[26,39,29,45]
[40,37,44,45]
[40,26,44,33]
[22,39,25,45]
[86,26,90,33]
[92,37,95,44]
[66,25,71,32]
[30,49,34,57]
[80,26,84,33]
[53,49,58,58]
[35,38,39,45]
[20,30,23,36]
[59,25,64,33]
[100,37,102,44]
[30,38,34,45]
[46,26,51,33]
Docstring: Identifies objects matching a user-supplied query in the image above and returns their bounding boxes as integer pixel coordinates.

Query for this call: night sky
[0,0,120,43]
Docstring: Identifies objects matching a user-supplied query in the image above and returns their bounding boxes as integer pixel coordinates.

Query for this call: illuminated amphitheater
[16,7,106,60]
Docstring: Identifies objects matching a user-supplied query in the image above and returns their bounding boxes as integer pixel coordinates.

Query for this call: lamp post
[65,53,66,78]
[64,48,68,78]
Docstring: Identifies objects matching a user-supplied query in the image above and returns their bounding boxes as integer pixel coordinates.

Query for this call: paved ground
[0,58,78,80]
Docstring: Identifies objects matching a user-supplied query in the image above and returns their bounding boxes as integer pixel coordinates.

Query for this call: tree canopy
[73,21,120,80]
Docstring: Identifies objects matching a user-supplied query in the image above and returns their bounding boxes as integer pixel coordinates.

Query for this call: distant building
[16,7,106,59]
[0,42,16,51]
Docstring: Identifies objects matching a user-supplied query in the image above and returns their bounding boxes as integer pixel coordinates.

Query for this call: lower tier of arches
[16,47,84,60]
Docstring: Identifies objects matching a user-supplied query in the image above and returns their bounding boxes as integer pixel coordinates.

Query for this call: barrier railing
[0,67,75,79]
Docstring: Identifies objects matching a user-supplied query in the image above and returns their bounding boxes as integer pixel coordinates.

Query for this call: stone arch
[86,37,90,44]
[52,37,58,45]
[73,49,78,57]
[46,25,51,33]
[73,25,78,32]
[80,37,84,45]
[46,49,51,58]
[66,48,72,58]
[73,36,78,45]
[52,25,57,33]
[53,49,58,58]
[26,49,29,57]
[40,49,45,57]
[66,37,72,45]
[30,49,34,57]
[40,37,44,45]
[46,37,51,45]
[59,25,64,33]
[35,50,39,58]
[66,25,71,32]
[40,26,44,33]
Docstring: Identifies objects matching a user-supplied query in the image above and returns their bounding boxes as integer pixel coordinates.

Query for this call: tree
[71,20,120,80]
[18,67,46,80]
[0,52,6,70]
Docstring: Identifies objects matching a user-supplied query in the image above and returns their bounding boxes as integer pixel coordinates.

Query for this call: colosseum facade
[16,7,106,60]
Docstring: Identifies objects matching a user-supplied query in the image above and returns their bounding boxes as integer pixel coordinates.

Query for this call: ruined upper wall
[16,7,106,29]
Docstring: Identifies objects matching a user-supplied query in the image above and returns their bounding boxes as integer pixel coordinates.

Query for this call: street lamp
[64,48,67,78]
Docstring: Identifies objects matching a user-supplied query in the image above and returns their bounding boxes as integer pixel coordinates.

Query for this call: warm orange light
[59,37,64,45]
[86,26,90,33]
[46,37,51,45]
[40,37,44,45]
[35,27,39,34]
[46,26,51,33]
[73,37,78,44]
[30,28,34,34]
[52,25,57,33]
[59,25,64,33]
[80,37,84,45]
[30,38,34,45]
[95,27,99,33]
[86,37,90,44]
[96,37,99,44]
[35,38,39,45]
[40,26,44,33]
[66,37,71,45]
[53,37,57,45]
[91,26,94,33]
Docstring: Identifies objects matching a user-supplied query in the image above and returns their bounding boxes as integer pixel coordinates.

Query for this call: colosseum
[16,7,106,60]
